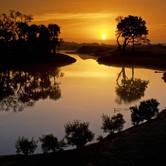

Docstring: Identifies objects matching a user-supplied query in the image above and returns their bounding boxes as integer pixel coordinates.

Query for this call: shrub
[101,113,125,135]
[39,134,58,153]
[139,98,160,121]
[130,98,160,125]
[64,120,94,149]
[130,106,143,126]
[15,136,37,155]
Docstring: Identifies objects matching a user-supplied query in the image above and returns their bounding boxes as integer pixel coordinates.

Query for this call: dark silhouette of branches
[0,10,61,60]
[116,15,149,51]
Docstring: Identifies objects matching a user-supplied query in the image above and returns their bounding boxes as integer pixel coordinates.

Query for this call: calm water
[0,53,165,155]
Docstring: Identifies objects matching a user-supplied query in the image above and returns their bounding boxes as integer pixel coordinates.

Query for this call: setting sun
[102,34,107,40]
[1,0,166,43]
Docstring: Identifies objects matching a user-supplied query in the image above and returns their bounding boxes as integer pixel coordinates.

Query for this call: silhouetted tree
[0,10,62,58]
[39,134,58,153]
[48,24,60,54]
[28,24,39,41]
[162,72,166,83]
[64,120,94,149]
[139,98,160,121]
[130,98,160,125]
[130,106,143,126]
[16,22,29,41]
[0,10,32,42]
[15,136,37,155]
[116,15,149,51]
[38,24,50,55]
[101,113,125,135]
[39,134,66,153]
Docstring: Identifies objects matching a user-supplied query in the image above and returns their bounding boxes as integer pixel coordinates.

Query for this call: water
[0,53,165,155]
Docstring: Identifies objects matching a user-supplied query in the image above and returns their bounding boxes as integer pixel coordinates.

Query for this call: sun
[101,34,107,40]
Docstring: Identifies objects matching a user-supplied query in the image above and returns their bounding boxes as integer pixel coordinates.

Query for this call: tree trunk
[132,37,135,50]
[52,40,56,54]
[116,33,122,50]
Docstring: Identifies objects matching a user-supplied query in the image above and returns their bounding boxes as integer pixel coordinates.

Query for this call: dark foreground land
[0,109,166,166]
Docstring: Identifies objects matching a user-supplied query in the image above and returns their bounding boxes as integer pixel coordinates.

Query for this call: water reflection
[0,53,166,155]
[0,64,63,112]
[115,66,149,104]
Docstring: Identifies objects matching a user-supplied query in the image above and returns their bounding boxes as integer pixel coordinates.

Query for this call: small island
[97,45,166,70]
[0,10,76,67]
[77,15,166,70]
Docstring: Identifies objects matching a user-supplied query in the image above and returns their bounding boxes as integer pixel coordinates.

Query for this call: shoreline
[97,51,166,70]
[0,109,166,165]
[0,53,77,68]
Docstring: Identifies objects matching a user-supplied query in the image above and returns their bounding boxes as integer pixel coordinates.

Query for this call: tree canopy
[130,98,160,125]
[64,120,94,149]
[116,15,149,51]
[0,10,61,59]
[101,113,125,135]
[15,136,37,155]
[39,134,59,153]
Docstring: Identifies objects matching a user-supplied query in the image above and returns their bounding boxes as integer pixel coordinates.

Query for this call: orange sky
[1,0,166,44]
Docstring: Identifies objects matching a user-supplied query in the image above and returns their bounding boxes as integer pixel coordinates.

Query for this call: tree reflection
[115,66,149,104]
[0,65,63,112]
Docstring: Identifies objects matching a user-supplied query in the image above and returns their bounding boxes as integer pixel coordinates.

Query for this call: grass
[0,109,166,166]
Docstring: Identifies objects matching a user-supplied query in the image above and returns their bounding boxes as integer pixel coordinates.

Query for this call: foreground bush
[39,134,58,153]
[130,98,160,125]
[101,113,125,135]
[64,120,95,149]
[15,136,37,155]
[39,134,66,153]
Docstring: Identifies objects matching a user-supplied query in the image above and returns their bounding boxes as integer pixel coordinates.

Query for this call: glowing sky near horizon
[0,0,166,43]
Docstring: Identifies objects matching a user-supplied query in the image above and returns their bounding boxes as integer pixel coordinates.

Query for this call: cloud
[34,12,115,22]
[150,23,166,29]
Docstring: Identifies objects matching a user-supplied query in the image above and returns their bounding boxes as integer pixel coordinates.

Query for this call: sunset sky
[1,0,166,44]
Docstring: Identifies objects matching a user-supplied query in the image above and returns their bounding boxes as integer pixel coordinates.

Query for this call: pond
[0,53,165,155]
